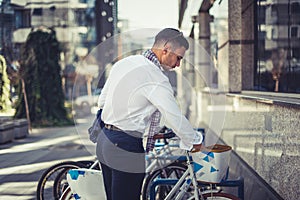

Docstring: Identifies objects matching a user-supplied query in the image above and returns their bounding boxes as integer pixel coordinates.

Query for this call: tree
[14,28,73,127]
[0,55,11,112]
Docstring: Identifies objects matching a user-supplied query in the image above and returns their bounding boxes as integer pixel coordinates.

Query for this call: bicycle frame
[146,139,182,173]
[157,151,204,200]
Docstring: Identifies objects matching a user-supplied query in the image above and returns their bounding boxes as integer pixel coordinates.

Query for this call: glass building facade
[255,0,300,93]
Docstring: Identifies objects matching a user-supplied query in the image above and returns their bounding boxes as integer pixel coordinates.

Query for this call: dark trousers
[96,128,145,200]
[100,162,145,200]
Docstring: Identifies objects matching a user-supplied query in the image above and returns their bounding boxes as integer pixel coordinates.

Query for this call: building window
[15,11,23,28]
[255,0,300,93]
[271,28,277,39]
[15,10,31,28]
[291,26,298,38]
[32,8,43,16]
[291,2,300,14]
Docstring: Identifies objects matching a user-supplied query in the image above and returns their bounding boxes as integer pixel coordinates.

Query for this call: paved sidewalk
[0,114,96,200]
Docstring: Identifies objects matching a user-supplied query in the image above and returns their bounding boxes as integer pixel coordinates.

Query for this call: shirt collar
[142,49,164,71]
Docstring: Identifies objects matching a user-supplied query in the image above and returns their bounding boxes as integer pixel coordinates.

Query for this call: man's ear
[162,47,168,54]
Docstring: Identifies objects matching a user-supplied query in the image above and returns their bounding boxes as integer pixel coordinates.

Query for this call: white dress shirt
[98,55,202,150]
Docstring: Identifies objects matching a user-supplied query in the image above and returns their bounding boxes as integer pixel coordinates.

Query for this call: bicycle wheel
[201,192,240,200]
[36,161,91,200]
[141,162,187,200]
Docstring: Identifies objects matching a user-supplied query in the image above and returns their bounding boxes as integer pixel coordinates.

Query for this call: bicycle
[59,130,191,200]
[146,145,242,200]
[142,129,190,200]
[145,127,205,174]
[60,131,243,200]
[36,127,189,200]
[36,160,97,200]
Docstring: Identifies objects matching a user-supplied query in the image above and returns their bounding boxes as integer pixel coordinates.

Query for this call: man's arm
[145,80,203,150]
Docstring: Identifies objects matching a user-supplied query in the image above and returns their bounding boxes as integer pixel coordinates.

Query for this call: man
[96,28,203,200]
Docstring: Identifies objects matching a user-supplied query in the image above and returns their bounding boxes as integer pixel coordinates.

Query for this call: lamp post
[0,0,4,54]
[0,0,8,57]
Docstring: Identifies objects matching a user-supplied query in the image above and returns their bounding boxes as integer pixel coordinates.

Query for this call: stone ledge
[0,118,29,144]
[14,119,29,139]
[227,91,300,106]
[0,121,15,144]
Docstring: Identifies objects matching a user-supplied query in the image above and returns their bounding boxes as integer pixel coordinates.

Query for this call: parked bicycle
[61,133,243,199]
[59,129,192,200]
[146,145,243,200]
[37,126,244,200]
[36,127,190,200]
[36,160,98,200]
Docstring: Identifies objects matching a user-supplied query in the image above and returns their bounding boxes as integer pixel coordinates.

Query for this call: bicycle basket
[191,144,232,183]
[67,168,106,200]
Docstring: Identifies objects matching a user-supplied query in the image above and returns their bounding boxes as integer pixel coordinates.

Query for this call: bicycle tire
[36,161,89,200]
[52,167,74,199]
[141,162,187,200]
[201,192,240,200]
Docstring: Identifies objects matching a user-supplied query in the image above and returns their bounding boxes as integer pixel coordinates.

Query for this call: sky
[118,0,178,30]
[117,0,228,34]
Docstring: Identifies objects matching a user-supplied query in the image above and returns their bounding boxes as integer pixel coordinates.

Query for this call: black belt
[104,124,122,131]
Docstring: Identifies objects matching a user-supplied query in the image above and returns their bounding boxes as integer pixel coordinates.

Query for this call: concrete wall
[199,92,299,200]
[177,0,299,199]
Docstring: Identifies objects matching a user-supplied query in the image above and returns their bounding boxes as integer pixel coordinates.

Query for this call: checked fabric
[145,110,161,152]
[142,49,163,152]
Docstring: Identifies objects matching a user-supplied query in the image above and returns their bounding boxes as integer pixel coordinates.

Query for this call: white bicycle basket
[191,144,232,183]
[67,168,106,200]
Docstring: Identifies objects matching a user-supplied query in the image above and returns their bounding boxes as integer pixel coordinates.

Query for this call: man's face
[161,46,186,71]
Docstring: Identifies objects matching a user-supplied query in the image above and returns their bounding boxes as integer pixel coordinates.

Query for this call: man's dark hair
[154,28,189,50]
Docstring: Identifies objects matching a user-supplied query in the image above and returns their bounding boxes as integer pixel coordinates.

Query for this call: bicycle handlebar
[154,127,176,139]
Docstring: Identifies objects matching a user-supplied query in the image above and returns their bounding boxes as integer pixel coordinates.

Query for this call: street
[0,114,96,200]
